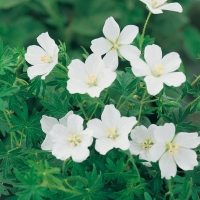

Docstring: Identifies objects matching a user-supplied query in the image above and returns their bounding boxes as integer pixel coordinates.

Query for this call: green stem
[118,89,137,110]
[62,159,69,175]
[57,63,68,72]
[166,179,173,199]
[89,103,99,119]
[15,77,28,85]
[185,96,200,110]
[191,75,200,86]
[116,95,124,109]
[137,90,147,125]
[79,102,88,120]
[139,11,152,51]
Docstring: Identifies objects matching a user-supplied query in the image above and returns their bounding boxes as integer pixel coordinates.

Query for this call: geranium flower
[149,123,200,179]
[131,44,186,96]
[40,111,73,150]
[50,113,93,162]
[90,17,140,71]
[67,53,116,98]
[25,32,59,80]
[87,104,137,155]
[140,0,183,14]
[129,124,157,167]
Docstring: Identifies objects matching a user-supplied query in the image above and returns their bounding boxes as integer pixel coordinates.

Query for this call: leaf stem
[15,77,28,85]
[89,103,99,119]
[79,102,88,120]
[137,89,147,125]
[166,179,174,199]
[184,96,200,110]
[191,75,200,86]
[139,11,152,51]
[57,63,68,72]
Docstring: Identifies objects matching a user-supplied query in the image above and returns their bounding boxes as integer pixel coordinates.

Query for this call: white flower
[90,17,140,71]
[140,0,183,14]
[87,104,137,155]
[67,53,116,98]
[129,124,157,167]
[131,44,186,96]
[149,123,200,179]
[50,113,93,162]
[40,111,73,150]
[25,32,59,80]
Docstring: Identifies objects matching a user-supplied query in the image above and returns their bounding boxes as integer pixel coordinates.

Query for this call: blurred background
[0,0,199,78]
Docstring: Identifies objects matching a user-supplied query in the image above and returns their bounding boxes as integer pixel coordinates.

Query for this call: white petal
[160,72,186,87]
[67,114,84,134]
[131,57,151,77]
[148,124,158,142]
[68,59,87,82]
[159,3,183,13]
[40,115,58,134]
[86,86,103,98]
[161,52,181,73]
[174,148,198,170]
[103,50,118,71]
[59,111,73,126]
[87,119,106,138]
[144,45,162,68]
[27,63,56,80]
[129,141,142,155]
[41,134,54,151]
[117,116,137,136]
[154,123,175,143]
[139,150,152,162]
[50,124,70,143]
[25,45,46,65]
[97,69,117,89]
[114,136,130,150]
[144,75,163,96]
[146,4,163,14]
[118,25,139,45]
[71,145,90,163]
[90,37,112,55]
[103,17,120,43]
[159,152,177,179]
[80,128,93,147]
[67,79,89,95]
[37,32,59,56]
[101,104,121,128]
[156,0,167,6]
[52,143,73,160]
[149,142,166,162]
[173,132,200,149]
[95,138,114,155]
[118,45,141,61]
[131,125,150,143]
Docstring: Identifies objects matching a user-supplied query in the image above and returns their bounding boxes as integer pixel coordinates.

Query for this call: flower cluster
[23,0,200,181]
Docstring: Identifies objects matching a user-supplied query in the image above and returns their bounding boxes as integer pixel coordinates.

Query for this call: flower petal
[27,63,56,80]
[146,4,163,14]
[67,114,84,134]
[114,136,130,150]
[86,86,103,98]
[139,150,152,163]
[173,132,200,149]
[37,32,59,56]
[149,142,166,162]
[160,72,186,87]
[103,50,118,71]
[144,44,162,68]
[95,138,114,155]
[52,143,73,160]
[80,128,93,147]
[90,37,112,55]
[59,111,73,126]
[131,57,151,77]
[144,75,163,96]
[159,152,177,179]
[25,45,46,65]
[131,125,149,143]
[117,116,137,136]
[118,25,139,45]
[156,0,167,6]
[41,134,54,151]
[67,79,89,95]
[161,52,181,73]
[71,145,90,163]
[87,119,106,138]
[159,3,183,13]
[101,104,121,128]
[174,148,198,170]
[103,17,120,43]
[129,141,142,155]
[154,123,175,143]
[118,45,141,61]
[40,115,58,134]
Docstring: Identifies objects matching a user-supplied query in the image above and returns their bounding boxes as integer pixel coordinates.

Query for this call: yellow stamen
[167,143,179,156]
[41,55,53,63]
[86,74,97,86]
[142,139,154,151]
[152,64,164,77]
[68,134,82,146]
[152,0,157,7]
[106,128,118,140]
[112,43,119,50]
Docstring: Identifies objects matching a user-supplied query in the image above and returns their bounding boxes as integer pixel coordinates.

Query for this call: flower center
[106,128,118,140]
[112,43,119,50]
[142,139,154,151]
[151,64,164,77]
[41,55,53,63]
[167,143,179,156]
[152,0,157,8]
[68,134,82,146]
[86,74,97,86]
